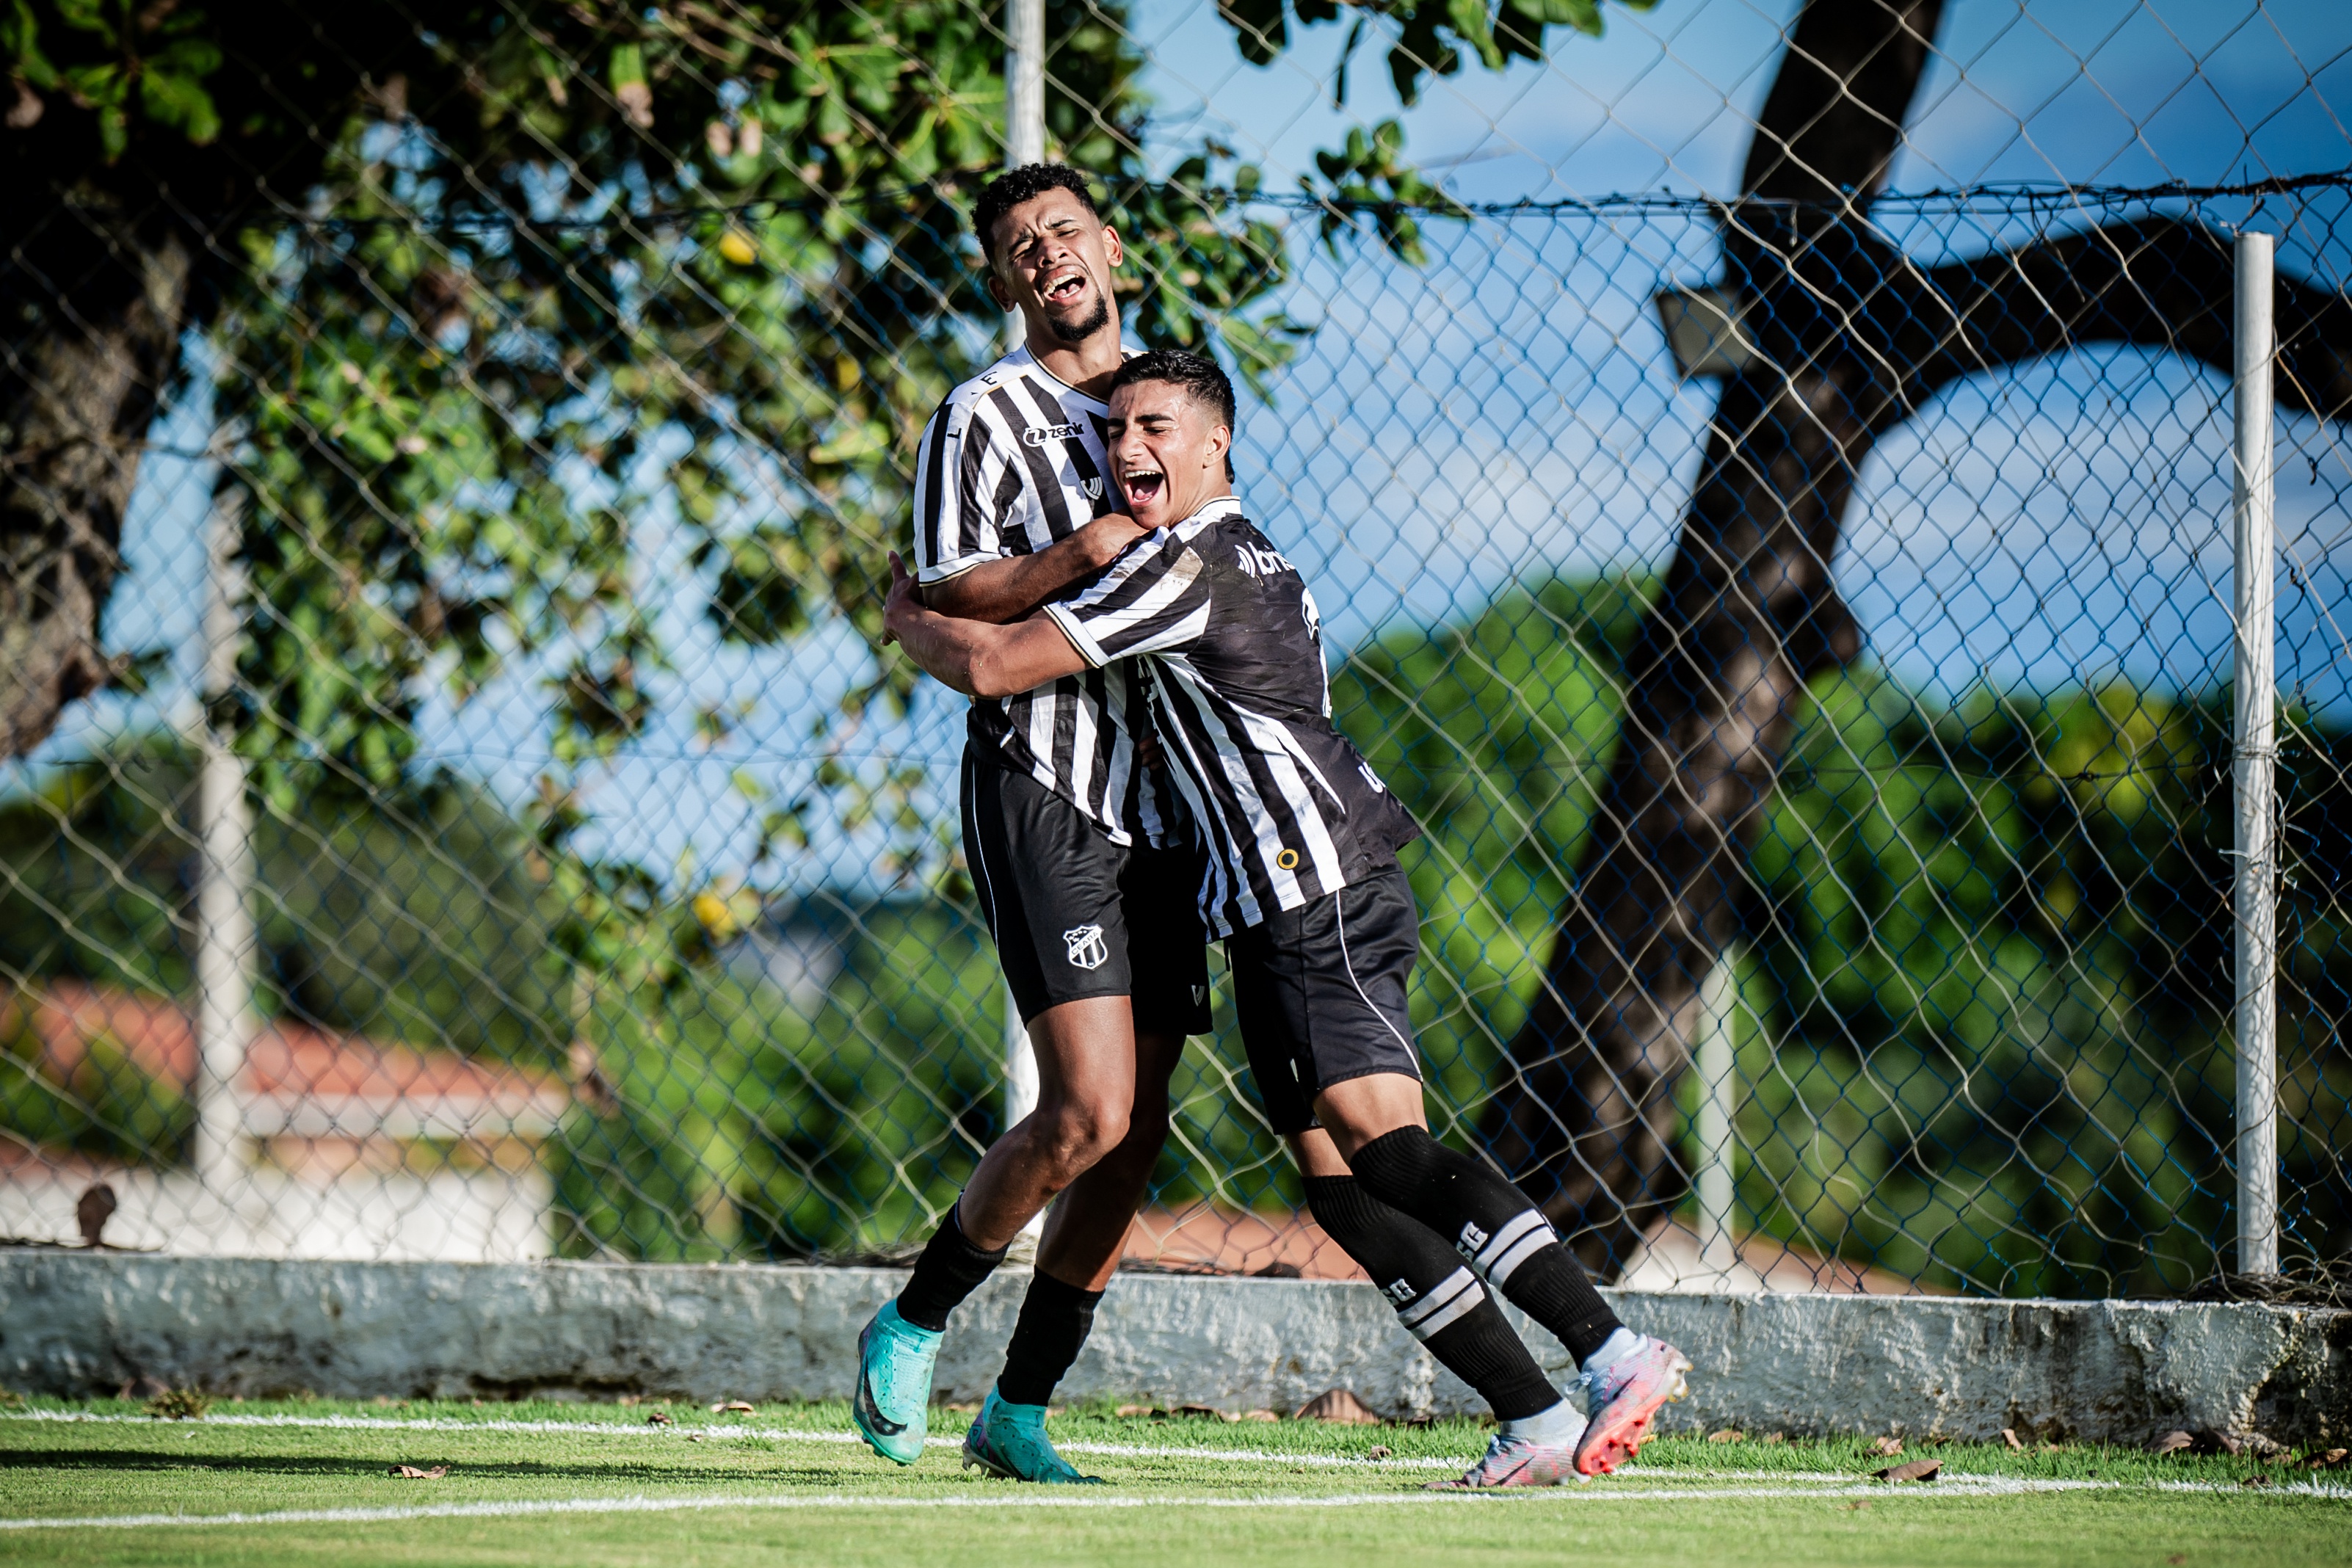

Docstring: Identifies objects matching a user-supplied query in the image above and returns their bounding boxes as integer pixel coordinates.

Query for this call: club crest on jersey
[1081,477,1103,501]
[1063,923,1109,970]
[1023,421,1084,447]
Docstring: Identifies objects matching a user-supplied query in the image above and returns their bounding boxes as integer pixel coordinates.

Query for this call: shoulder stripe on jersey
[916,409,951,570]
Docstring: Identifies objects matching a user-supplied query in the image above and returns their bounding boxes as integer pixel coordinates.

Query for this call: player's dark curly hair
[1108,349,1235,432]
[1111,350,1237,482]
[972,164,1102,264]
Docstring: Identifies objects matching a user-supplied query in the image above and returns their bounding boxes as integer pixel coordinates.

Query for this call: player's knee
[1346,1124,1443,1216]
[1118,1095,1170,1156]
[1035,1095,1129,1172]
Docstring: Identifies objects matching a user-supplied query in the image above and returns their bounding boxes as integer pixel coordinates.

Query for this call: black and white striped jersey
[911,344,1173,848]
[1042,496,1420,937]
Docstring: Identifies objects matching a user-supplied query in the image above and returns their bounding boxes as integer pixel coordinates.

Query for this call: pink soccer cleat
[1574,1337,1693,1476]
[1426,1427,1589,1489]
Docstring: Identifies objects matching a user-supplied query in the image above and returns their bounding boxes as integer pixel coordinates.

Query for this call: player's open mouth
[1121,467,1165,507]
[1043,272,1086,305]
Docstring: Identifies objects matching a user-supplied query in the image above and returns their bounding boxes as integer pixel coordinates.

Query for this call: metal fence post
[1000,0,1048,1162]
[192,489,255,1197]
[2232,230,2279,1279]
[1693,951,1740,1282]
[1001,0,1046,361]
[1006,0,1045,170]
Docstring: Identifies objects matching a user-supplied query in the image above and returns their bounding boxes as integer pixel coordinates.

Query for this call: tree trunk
[1481,341,1874,1276]
[1484,0,2352,1277]
[0,197,193,758]
[1481,0,1942,1274]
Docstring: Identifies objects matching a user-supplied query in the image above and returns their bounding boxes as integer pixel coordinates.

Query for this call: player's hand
[881,552,920,645]
[1076,512,1148,567]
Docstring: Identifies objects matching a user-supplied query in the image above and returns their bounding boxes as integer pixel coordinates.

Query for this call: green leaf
[139,46,223,145]
[1216,0,1288,66]
[3,0,58,89]
[1507,0,1606,30]
[1447,0,1506,70]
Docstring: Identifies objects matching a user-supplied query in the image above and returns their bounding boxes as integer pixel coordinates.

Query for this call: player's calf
[1304,1174,1591,1489]
[1345,1123,1692,1473]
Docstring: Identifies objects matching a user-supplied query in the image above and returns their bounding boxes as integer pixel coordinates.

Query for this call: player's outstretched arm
[882,553,1088,698]
[923,515,1145,623]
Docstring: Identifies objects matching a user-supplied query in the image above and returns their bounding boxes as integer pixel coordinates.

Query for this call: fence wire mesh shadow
[1,5,2347,1300]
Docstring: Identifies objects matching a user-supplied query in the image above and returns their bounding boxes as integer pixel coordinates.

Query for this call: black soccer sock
[1304,1175,1561,1420]
[995,1270,1106,1407]
[1347,1128,1625,1366]
[896,1200,1010,1333]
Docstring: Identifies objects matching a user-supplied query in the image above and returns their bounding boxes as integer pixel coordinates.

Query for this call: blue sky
[37,0,2352,893]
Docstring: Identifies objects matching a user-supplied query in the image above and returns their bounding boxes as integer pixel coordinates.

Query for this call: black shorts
[1224,867,1425,1135]
[962,752,1212,1035]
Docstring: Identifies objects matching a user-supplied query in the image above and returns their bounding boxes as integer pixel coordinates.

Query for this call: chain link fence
[1,0,2346,1299]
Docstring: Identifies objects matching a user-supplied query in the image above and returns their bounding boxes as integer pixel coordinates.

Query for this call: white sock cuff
[1498,1397,1583,1446]
[1582,1326,1644,1376]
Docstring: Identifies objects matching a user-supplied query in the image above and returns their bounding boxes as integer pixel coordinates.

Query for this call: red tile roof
[10,982,570,1141]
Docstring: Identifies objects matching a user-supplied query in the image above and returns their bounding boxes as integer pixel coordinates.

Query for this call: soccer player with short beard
[851,164,1209,1487]
[883,349,1696,1487]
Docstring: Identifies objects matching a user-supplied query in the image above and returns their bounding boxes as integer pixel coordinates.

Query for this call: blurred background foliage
[1338,576,2350,1296]
[8,573,2342,1292]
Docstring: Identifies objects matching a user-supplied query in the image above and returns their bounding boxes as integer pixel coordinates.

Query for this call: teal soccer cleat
[852,1300,943,1466]
[960,1388,1106,1484]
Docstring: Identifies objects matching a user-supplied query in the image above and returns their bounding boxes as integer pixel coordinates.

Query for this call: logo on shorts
[1383,1278,1418,1305]
[1024,421,1084,447]
[1063,923,1109,970]
[1457,1222,1489,1260]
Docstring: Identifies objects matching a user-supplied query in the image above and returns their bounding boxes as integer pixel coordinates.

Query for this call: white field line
[0,1412,1978,1485]
[21,1474,2351,1535]
[7,1412,2345,1505]
[0,1410,1468,1472]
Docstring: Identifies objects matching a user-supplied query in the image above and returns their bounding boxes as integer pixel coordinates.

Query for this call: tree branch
[1900,217,2352,422]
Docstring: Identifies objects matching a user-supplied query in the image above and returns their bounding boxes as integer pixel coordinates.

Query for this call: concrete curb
[1,1252,2343,1443]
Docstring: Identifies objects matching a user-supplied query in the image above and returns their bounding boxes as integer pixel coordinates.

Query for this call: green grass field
[1,1395,2345,1567]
